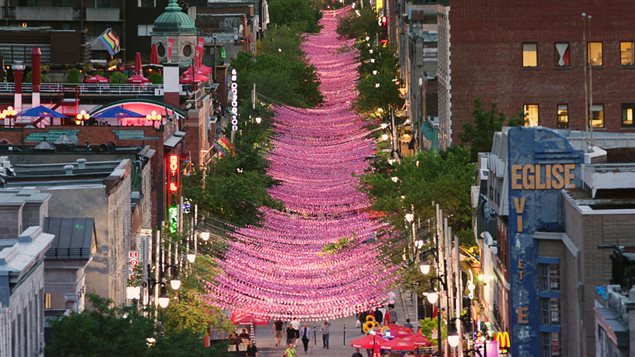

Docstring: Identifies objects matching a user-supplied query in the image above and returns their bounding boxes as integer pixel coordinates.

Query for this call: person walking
[290,318,300,344]
[299,323,311,353]
[286,324,295,346]
[319,320,331,349]
[352,348,364,357]
[273,319,284,347]
[373,308,383,326]
[245,341,258,357]
[285,342,297,357]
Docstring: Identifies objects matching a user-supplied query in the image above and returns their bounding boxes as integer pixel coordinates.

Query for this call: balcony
[86,8,120,22]
[16,6,73,21]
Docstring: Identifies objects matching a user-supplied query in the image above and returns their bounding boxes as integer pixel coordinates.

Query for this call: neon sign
[230,69,238,132]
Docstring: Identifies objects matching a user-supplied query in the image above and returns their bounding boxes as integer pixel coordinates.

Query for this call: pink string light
[204,6,398,321]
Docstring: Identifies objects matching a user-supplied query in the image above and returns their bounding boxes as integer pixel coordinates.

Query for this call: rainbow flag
[99,28,121,56]
[214,137,234,157]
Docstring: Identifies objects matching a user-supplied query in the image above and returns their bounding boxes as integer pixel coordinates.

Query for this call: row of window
[542,332,562,357]
[522,41,635,68]
[523,103,635,128]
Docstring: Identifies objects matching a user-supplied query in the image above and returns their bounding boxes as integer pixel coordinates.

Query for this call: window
[524,104,539,127]
[523,43,538,67]
[588,42,603,66]
[183,44,193,57]
[622,103,635,127]
[540,264,560,290]
[137,24,153,37]
[556,104,569,128]
[541,298,560,324]
[541,332,561,357]
[44,293,52,309]
[620,42,635,66]
[138,0,155,7]
[591,104,604,128]
[554,43,570,67]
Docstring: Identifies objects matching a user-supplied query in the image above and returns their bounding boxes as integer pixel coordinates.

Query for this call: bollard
[343,324,346,346]
[313,324,317,345]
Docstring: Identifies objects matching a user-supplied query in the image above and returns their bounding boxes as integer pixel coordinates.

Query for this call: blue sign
[507,127,583,356]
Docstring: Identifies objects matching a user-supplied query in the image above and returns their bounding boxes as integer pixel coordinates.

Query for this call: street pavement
[253,316,365,357]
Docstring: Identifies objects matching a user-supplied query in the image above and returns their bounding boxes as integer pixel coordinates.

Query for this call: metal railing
[0,82,167,96]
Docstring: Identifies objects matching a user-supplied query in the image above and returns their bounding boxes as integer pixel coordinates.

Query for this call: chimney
[12,61,25,112]
[76,158,86,169]
[163,63,180,108]
[31,48,41,107]
[64,164,74,175]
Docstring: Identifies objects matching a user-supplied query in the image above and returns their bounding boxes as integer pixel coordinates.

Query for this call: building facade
[0,190,55,357]
[437,0,635,149]
[476,127,635,356]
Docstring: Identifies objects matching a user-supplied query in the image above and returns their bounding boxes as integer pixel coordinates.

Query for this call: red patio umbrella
[385,324,414,337]
[383,338,417,351]
[229,311,269,325]
[179,72,209,84]
[128,75,150,84]
[135,51,142,76]
[84,75,109,83]
[351,334,389,349]
[150,43,159,65]
[398,334,431,347]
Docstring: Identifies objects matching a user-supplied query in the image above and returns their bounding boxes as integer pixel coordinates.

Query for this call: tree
[46,294,230,357]
[336,2,379,39]
[66,68,82,83]
[460,99,524,161]
[148,72,163,84]
[267,0,322,33]
[109,71,128,84]
[24,71,47,83]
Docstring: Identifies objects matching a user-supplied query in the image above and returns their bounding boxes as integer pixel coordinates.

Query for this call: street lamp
[146,110,162,128]
[390,176,399,183]
[414,239,424,250]
[1,106,17,127]
[186,253,196,263]
[75,110,90,125]
[405,213,414,223]
[448,327,460,348]
[199,232,210,241]
[419,262,431,275]
[158,285,170,308]
[426,276,447,356]
[381,133,389,141]
[255,116,262,124]
[380,123,388,129]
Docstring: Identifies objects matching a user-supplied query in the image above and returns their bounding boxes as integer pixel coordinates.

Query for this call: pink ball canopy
[204,5,398,320]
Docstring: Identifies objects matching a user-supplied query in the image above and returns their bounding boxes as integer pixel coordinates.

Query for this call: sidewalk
[253,316,366,357]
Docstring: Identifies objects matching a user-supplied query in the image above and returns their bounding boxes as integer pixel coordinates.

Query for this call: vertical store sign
[167,154,180,233]
[128,250,139,281]
[230,69,238,133]
[507,127,583,356]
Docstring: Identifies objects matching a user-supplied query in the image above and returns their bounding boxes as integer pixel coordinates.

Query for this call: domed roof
[153,0,196,35]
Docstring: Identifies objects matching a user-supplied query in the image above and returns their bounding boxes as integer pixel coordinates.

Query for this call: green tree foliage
[66,68,81,83]
[268,0,322,33]
[148,72,163,84]
[460,99,524,161]
[45,294,226,357]
[24,71,47,83]
[336,2,379,39]
[231,27,322,108]
[109,71,128,84]
[361,147,476,248]
[183,103,282,226]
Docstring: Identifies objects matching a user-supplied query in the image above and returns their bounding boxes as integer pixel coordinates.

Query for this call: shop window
[622,103,635,127]
[556,104,569,128]
[620,42,635,66]
[591,104,604,128]
[554,43,570,67]
[524,104,539,127]
[588,42,603,67]
[523,43,538,67]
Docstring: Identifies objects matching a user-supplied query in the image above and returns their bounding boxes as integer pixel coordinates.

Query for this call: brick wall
[448,0,635,145]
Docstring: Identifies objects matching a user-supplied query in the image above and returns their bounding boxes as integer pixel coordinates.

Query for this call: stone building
[0,190,55,357]
[152,0,197,67]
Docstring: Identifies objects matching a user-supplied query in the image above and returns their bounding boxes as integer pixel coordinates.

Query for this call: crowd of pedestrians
[266,318,332,356]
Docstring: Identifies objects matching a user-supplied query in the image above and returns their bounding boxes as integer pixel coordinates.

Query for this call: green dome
[153,0,196,35]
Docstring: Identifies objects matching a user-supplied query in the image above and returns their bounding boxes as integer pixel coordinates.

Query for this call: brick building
[438,0,635,149]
